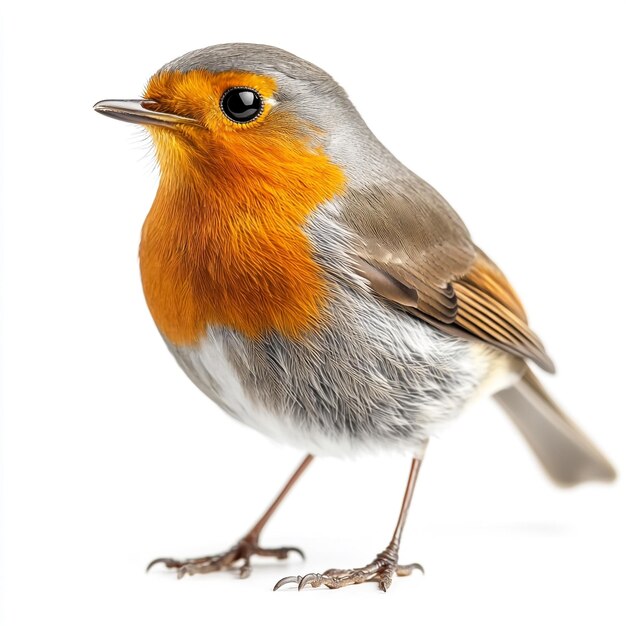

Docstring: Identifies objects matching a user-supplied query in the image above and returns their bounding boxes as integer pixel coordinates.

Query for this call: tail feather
[494,368,617,487]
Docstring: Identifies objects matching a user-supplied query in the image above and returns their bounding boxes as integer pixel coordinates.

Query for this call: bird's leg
[274,448,427,592]
[147,454,313,579]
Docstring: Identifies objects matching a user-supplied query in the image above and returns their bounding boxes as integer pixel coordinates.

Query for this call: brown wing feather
[342,183,555,372]
[461,248,526,320]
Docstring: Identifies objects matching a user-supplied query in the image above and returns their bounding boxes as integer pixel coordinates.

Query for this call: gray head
[160,43,358,128]
[163,43,341,96]
[95,43,402,186]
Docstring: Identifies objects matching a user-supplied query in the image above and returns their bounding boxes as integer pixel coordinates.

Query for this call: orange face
[139,70,346,345]
[145,70,277,134]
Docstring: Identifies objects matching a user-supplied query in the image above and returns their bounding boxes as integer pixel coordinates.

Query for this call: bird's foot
[273,544,422,592]
[147,534,304,579]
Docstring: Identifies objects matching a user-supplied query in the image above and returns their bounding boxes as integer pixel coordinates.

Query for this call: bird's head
[94,43,388,198]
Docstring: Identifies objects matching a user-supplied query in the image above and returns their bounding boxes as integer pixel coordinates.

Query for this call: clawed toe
[146,557,182,572]
[147,554,229,577]
[256,546,305,560]
[147,538,305,579]
[273,551,423,592]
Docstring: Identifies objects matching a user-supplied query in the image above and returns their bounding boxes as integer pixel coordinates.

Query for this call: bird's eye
[220,87,263,124]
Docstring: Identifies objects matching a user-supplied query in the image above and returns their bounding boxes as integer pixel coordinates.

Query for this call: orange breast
[139,71,345,345]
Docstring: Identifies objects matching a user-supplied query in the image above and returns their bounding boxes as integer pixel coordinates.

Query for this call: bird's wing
[341,181,555,372]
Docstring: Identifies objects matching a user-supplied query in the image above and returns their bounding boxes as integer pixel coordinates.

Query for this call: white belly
[165,282,511,458]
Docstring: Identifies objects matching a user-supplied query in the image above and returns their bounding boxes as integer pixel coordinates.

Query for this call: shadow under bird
[94,43,616,592]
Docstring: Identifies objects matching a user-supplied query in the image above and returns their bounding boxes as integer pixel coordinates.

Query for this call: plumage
[166,201,502,457]
[341,185,554,371]
[495,368,616,484]
[95,42,616,591]
[139,69,345,343]
[119,42,610,481]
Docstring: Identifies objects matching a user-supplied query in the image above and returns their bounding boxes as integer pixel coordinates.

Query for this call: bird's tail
[494,367,617,486]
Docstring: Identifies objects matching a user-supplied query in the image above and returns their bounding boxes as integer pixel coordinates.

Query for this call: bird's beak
[93,99,201,128]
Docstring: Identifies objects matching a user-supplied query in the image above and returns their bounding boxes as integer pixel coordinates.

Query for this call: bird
[94,43,616,592]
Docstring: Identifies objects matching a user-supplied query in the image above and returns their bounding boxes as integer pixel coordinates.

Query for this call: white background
[1,1,625,624]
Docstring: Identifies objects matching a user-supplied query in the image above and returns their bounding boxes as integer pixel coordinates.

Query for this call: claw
[286,546,305,561]
[397,562,424,576]
[298,573,320,590]
[273,575,302,591]
[146,557,178,572]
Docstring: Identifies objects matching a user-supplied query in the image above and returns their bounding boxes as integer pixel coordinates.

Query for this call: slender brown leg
[275,446,427,592]
[147,454,313,579]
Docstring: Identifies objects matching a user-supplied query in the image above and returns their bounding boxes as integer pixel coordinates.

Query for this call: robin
[94,43,616,592]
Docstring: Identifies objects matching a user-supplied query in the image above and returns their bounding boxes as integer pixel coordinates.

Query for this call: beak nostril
[140,99,161,112]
